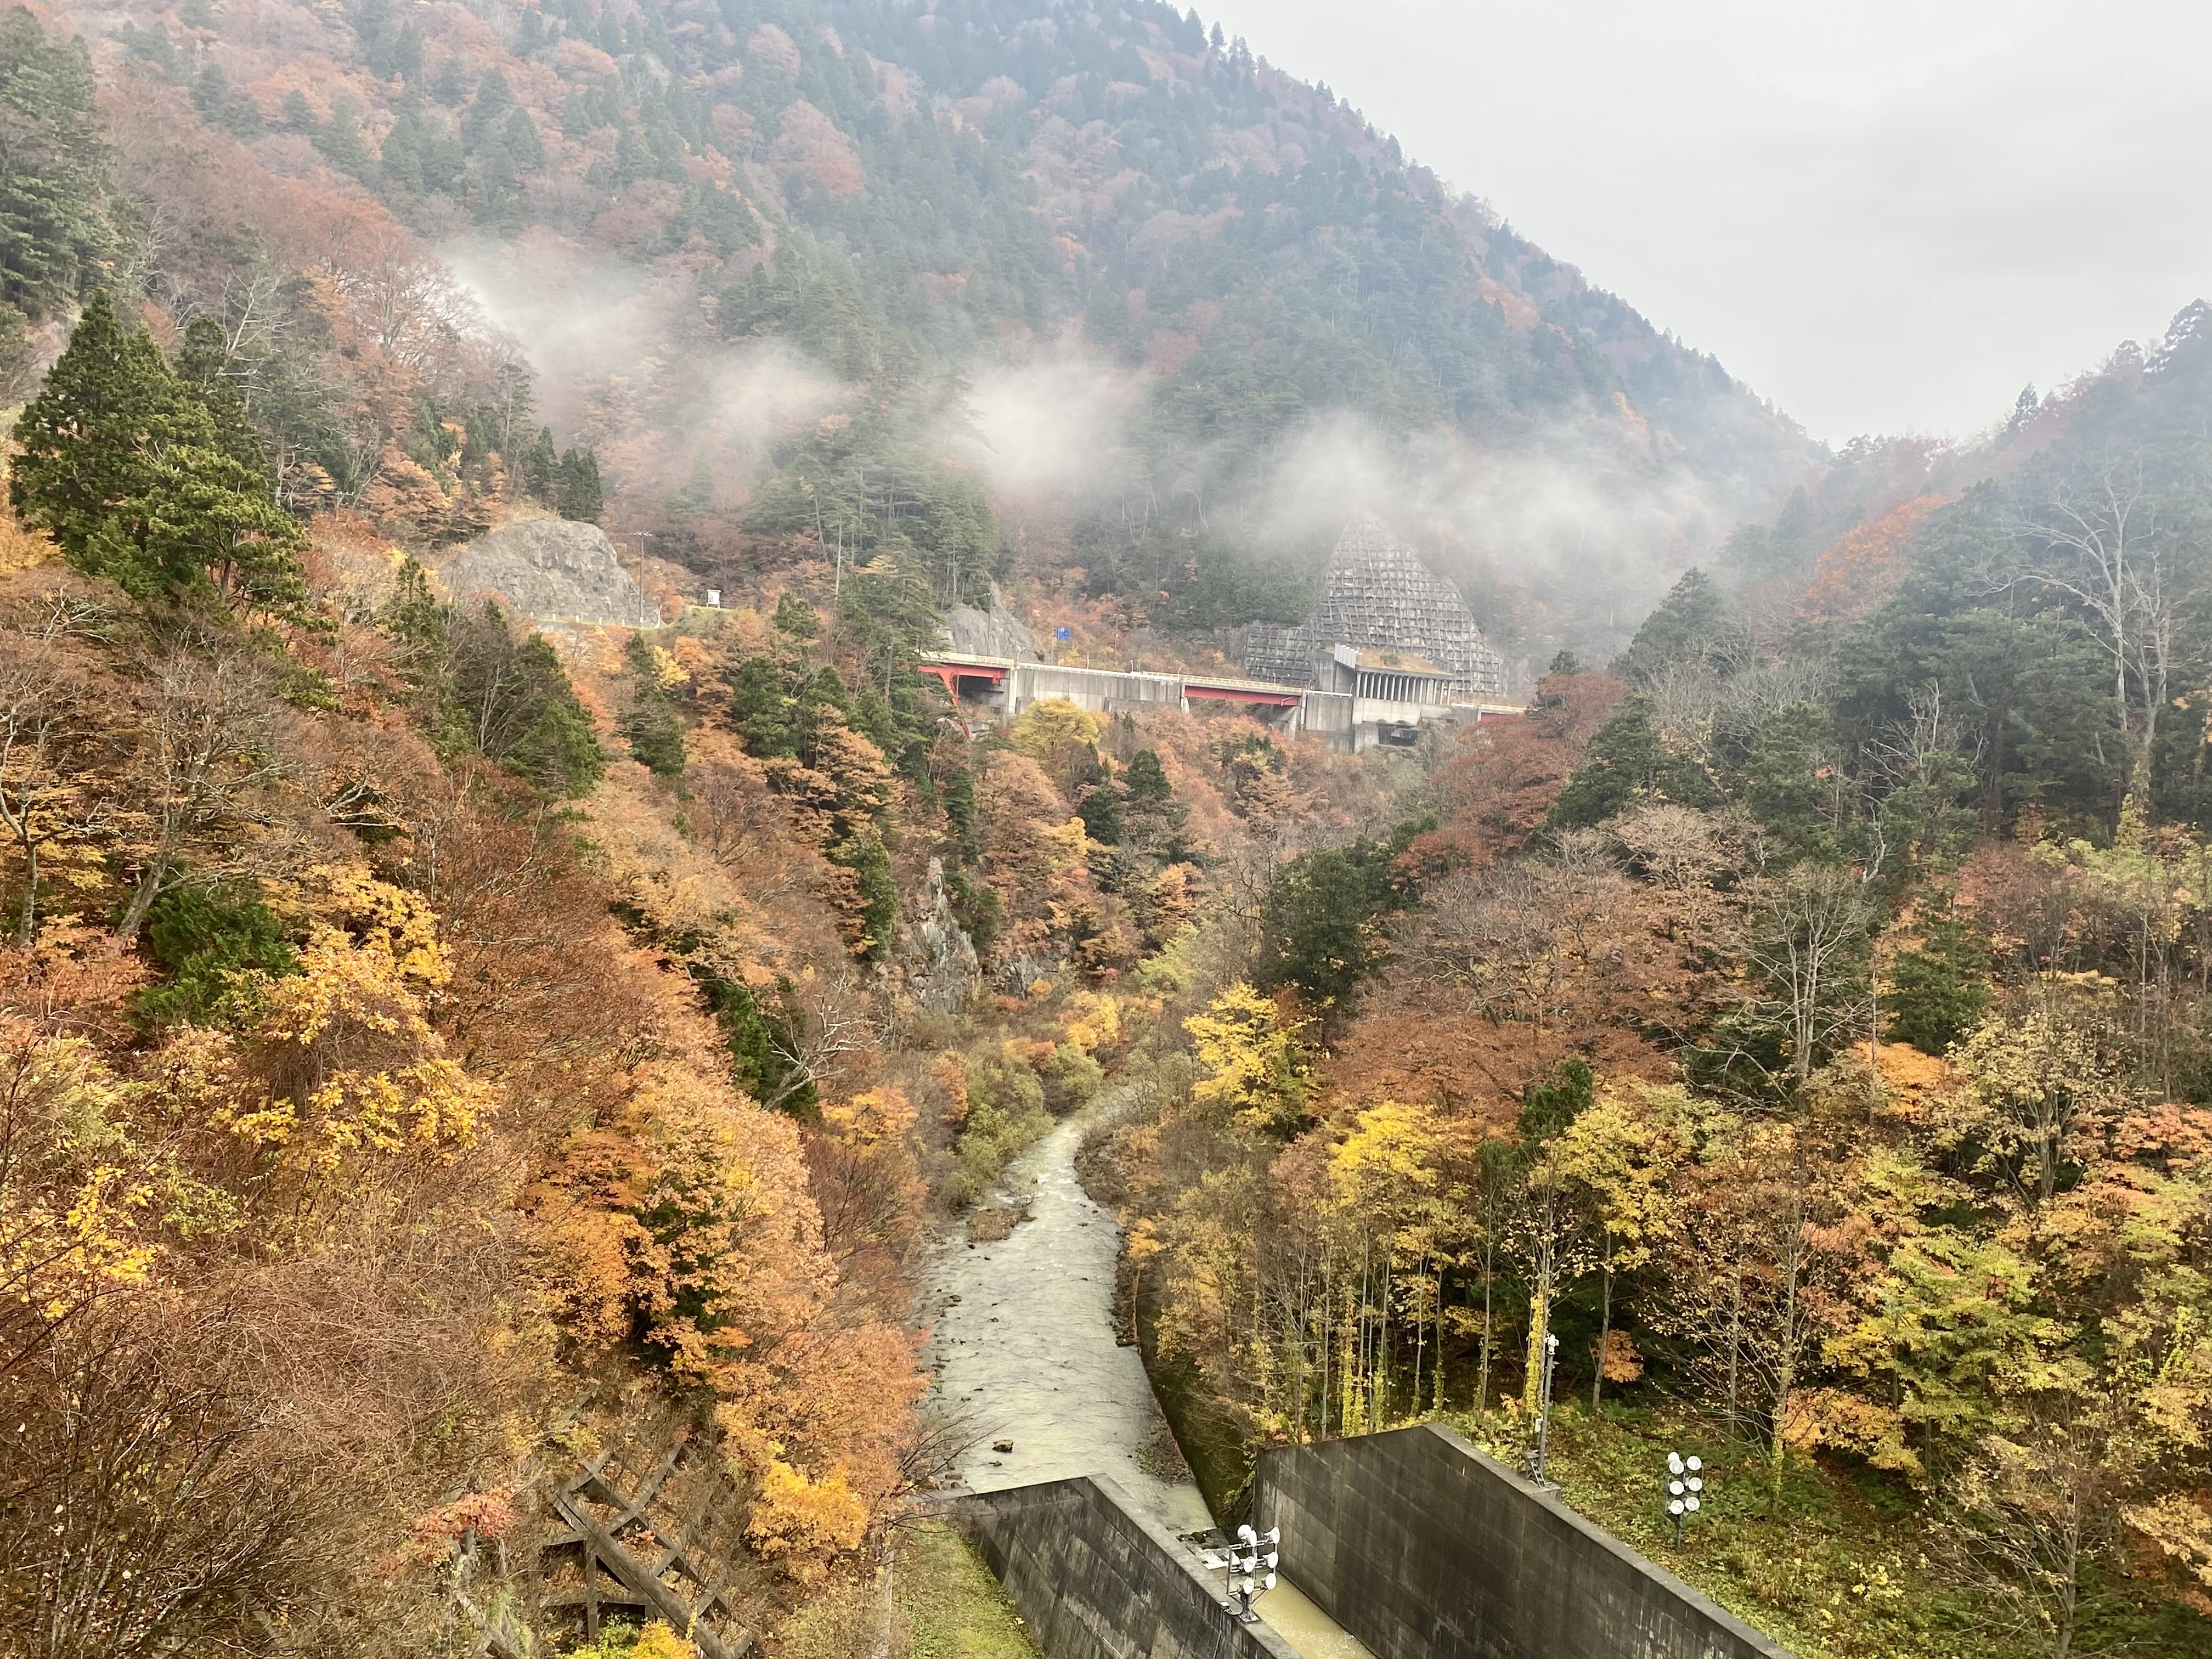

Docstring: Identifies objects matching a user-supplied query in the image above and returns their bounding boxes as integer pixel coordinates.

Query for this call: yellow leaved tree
[1186,982,1311,1135]
[223,865,490,1191]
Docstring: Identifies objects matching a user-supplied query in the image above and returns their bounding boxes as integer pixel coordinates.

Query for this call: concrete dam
[951,1427,1798,1659]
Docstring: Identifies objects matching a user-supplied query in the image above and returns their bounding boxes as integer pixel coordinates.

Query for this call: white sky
[1204,0,2212,445]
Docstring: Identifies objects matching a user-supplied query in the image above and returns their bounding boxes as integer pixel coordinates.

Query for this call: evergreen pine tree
[11,291,306,610]
[173,315,269,478]
[0,9,120,323]
[9,288,189,592]
[313,99,375,179]
[278,88,317,134]
[501,105,545,172]
[1545,697,1716,832]
[1078,762,1125,845]
[522,425,558,503]
[555,445,602,521]
[1884,896,1993,1055]
[466,69,516,141]
[1611,567,1752,685]
[620,634,686,778]
[1122,748,1172,810]
[430,55,469,106]
[380,96,425,193]
[115,21,180,82]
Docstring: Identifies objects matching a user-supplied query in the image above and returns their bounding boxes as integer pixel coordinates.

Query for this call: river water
[923,1090,1373,1659]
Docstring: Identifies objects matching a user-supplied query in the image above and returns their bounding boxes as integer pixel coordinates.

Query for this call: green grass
[894,1519,1042,1659]
[1442,1403,2207,1659]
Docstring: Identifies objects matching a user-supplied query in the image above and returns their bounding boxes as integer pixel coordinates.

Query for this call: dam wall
[949,1475,1298,1659]
[1254,1425,1796,1659]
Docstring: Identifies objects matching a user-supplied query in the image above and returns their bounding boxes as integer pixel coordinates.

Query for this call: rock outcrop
[439,519,661,627]
[940,595,1042,660]
[901,858,980,1013]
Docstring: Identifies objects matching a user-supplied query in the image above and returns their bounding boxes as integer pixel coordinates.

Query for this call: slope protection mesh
[1244,517,1508,697]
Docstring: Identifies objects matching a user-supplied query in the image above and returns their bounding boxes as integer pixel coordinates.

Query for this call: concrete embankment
[953,1475,1300,1659]
[1256,1424,1801,1659]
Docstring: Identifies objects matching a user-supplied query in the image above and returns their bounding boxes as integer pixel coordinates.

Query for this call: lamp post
[1201,1524,1280,1623]
[1530,1331,1561,1485]
[1664,1451,1705,1546]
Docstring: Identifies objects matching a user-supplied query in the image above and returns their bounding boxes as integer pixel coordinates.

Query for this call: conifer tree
[555,445,603,522]
[0,8,120,371]
[1077,760,1125,845]
[1123,748,1172,810]
[521,425,558,503]
[11,290,307,611]
[174,315,269,478]
[9,287,184,584]
[1612,567,1752,685]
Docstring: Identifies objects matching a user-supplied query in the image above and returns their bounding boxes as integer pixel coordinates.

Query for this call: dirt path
[923,1088,1373,1659]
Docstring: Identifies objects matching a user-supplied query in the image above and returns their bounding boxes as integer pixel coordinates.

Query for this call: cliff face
[439,521,662,627]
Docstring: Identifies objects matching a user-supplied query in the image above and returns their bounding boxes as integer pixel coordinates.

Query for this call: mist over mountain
[9,0,1830,673]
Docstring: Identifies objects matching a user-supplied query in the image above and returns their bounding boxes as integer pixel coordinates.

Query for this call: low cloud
[957,349,1142,497]
[1246,410,1730,665]
[444,232,840,505]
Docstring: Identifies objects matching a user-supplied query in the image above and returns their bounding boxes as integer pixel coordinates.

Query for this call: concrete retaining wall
[1301,690,1355,737]
[950,1475,1299,1659]
[1255,1425,1795,1659]
[1007,663,1190,720]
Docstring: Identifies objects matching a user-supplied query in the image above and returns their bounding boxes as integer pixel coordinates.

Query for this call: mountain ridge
[7,0,1824,673]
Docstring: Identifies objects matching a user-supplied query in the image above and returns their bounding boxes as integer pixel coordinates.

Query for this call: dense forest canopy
[1096,294,2212,1659]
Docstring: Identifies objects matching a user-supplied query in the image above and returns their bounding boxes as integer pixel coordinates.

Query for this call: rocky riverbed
[923,1087,1373,1659]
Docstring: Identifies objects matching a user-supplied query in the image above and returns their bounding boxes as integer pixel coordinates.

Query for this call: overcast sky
[1204,0,2212,446]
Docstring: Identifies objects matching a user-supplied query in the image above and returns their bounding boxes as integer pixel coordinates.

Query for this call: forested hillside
[1099,300,2212,1659]
[2,0,1819,674]
[0,260,1392,1650]
[1,5,1426,1648]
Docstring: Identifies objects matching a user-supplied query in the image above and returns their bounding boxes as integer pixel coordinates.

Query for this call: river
[923,1087,1373,1659]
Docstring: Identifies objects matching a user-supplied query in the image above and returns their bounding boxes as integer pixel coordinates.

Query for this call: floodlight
[1685,1497,1701,1513]
[1667,1452,1684,1476]
[1686,1457,1702,1472]
[1669,1499,1685,1516]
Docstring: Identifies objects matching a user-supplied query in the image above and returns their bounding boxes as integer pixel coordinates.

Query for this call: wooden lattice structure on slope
[450,1409,774,1659]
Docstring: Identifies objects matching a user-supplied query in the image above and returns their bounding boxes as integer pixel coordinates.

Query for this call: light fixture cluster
[1201,1523,1280,1623]
[1665,1450,1706,1544]
[1527,1330,1562,1485]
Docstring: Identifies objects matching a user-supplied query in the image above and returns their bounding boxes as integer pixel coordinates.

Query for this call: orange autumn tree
[1796,495,1948,624]
[538,1043,923,1584]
